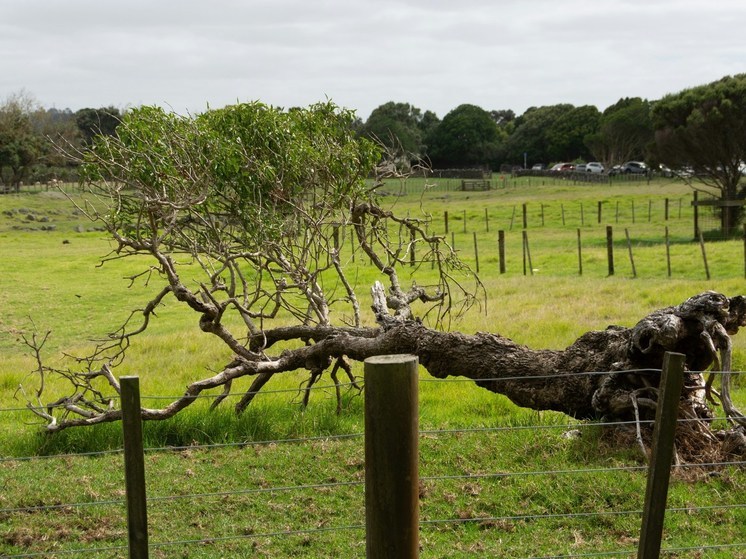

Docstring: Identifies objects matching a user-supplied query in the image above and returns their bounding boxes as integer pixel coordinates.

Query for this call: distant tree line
[0,90,121,189]
[2,74,745,234]
[356,74,746,235]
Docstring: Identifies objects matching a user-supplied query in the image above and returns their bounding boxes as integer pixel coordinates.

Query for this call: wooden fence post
[692,191,699,239]
[522,203,528,229]
[625,228,637,277]
[410,229,415,267]
[498,230,506,274]
[473,232,479,274]
[637,352,685,559]
[606,226,615,276]
[698,231,711,280]
[121,376,149,559]
[522,230,533,276]
[665,226,671,278]
[364,355,419,559]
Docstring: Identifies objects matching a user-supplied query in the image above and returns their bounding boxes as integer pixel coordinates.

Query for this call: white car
[586,162,605,174]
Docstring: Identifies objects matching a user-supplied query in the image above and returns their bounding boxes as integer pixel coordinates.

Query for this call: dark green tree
[0,91,40,189]
[489,109,516,127]
[502,104,573,166]
[0,92,78,188]
[586,98,653,169]
[652,74,746,236]
[360,102,436,159]
[427,104,503,168]
[546,105,600,163]
[75,107,122,145]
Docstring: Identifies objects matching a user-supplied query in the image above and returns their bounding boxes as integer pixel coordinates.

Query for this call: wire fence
[1,367,745,558]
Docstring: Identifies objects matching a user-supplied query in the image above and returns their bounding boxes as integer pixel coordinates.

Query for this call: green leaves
[652,74,746,235]
[82,101,381,252]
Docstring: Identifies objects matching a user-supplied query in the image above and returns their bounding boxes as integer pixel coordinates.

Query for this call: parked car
[549,162,576,172]
[531,163,545,171]
[658,164,673,178]
[621,161,648,174]
[586,162,605,174]
[575,163,587,173]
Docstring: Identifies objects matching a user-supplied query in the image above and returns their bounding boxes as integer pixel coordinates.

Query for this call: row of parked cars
[538,161,649,175]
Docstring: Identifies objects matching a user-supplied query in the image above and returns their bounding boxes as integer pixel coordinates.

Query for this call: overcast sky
[1,0,744,120]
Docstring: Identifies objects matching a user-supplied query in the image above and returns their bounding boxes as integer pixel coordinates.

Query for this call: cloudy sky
[1,0,744,120]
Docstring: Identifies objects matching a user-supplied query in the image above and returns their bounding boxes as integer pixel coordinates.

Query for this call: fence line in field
[1,366,745,558]
[429,223,746,280]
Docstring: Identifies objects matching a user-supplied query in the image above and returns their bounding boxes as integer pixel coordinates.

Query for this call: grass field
[1,178,745,557]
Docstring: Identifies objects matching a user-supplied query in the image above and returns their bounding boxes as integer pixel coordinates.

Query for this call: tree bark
[31,290,746,462]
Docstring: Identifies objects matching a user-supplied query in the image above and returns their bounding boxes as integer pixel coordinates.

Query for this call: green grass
[1,179,746,557]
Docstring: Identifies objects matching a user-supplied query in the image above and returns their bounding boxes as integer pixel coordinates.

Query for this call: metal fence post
[364,355,419,559]
[637,352,685,559]
[121,376,149,559]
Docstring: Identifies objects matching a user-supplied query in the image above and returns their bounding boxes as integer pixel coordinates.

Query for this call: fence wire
[1,368,745,558]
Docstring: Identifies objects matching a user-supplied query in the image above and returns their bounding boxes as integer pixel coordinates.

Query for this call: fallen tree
[21,102,746,464]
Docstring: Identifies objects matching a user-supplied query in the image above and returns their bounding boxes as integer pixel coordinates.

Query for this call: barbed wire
[3,414,745,463]
[2,367,742,413]
[2,511,743,559]
[2,367,744,556]
[4,457,745,517]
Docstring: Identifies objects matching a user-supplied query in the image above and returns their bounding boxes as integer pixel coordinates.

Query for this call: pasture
[1,177,745,557]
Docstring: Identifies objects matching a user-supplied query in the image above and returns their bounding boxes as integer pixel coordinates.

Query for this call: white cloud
[1,0,744,118]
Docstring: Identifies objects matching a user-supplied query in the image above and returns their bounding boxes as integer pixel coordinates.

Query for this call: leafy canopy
[81,101,381,251]
[652,73,746,189]
[652,74,746,235]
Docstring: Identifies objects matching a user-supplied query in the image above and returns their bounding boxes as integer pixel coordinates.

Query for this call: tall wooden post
[606,225,614,276]
[473,232,479,274]
[665,226,672,278]
[692,191,699,239]
[625,228,636,277]
[121,376,149,559]
[498,230,506,274]
[522,203,528,229]
[637,352,685,559]
[364,355,419,559]
[410,229,416,267]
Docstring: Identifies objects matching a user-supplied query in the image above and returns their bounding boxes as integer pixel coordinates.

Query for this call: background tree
[0,91,41,189]
[545,105,600,163]
[360,102,437,163]
[20,101,746,464]
[586,97,653,169]
[75,106,122,145]
[502,104,573,167]
[0,91,79,188]
[489,109,516,128]
[427,104,503,168]
[652,74,746,236]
